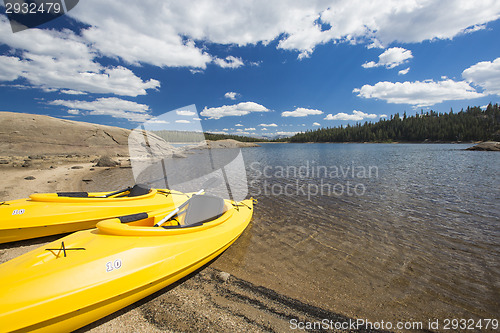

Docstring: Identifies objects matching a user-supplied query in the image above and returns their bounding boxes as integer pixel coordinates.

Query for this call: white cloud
[148,119,170,124]
[79,19,212,69]
[60,89,87,95]
[259,123,278,127]
[190,69,204,74]
[214,56,244,69]
[353,79,484,107]
[65,0,500,63]
[200,102,269,119]
[235,124,244,127]
[224,91,239,100]
[313,122,321,126]
[362,47,413,69]
[49,97,151,122]
[319,0,500,46]
[261,127,268,131]
[193,117,202,121]
[175,120,191,124]
[324,110,378,121]
[245,128,256,131]
[398,67,410,75]
[462,24,487,34]
[233,131,252,135]
[276,131,300,136]
[0,17,160,97]
[281,107,323,117]
[207,131,228,135]
[380,114,388,118]
[462,57,500,96]
[176,110,196,116]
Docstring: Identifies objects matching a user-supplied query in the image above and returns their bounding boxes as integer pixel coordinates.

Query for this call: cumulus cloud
[148,119,170,124]
[175,119,191,124]
[60,89,87,95]
[362,47,413,69]
[398,67,410,75]
[353,79,484,107]
[313,122,321,126]
[276,131,300,136]
[319,0,500,46]
[324,110,378,121]
[259,123,278,127]
[224,91,239,100]
[200,102,269,119]
[49,97,151,122]
[462,57,500,96]
[0,17,160,96]
[176,110,196,116]
[281,107,323,117]
[244,128,256,131]
[235,124,244,127]
[64,0,500,63]
[214,56,244,69]
[207,131,228,135]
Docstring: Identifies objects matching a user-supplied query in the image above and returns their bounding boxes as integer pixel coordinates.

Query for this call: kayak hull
[13,237,239,333]
[0,198,253,332]
[0,189,183,244]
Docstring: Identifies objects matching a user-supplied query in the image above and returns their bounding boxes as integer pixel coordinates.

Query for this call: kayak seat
[57,192,89,197]
[127,184,151,197]
[183,195,226,227]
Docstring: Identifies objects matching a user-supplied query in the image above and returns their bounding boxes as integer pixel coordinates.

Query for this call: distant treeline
[204,132,266,142]
[282,103,500,143]
[152,130,266,143]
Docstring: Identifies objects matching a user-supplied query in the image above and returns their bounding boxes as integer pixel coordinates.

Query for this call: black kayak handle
[119,212,149,223]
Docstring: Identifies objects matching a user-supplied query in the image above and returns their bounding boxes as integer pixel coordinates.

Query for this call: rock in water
[466,141,500,151]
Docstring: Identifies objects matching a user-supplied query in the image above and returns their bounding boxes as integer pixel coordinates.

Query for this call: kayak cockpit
[96,195,234,236]
[29,184,158,203]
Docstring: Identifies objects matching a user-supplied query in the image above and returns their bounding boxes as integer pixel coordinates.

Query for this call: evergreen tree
[283,104,500,143]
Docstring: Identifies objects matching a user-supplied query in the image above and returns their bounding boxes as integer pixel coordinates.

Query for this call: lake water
[88,143,500,329]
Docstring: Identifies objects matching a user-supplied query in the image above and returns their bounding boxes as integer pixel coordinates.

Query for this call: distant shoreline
[257,141,479,144]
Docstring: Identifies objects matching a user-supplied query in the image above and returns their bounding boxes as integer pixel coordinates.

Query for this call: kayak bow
[0,196,253,332]
[0,185,186,244]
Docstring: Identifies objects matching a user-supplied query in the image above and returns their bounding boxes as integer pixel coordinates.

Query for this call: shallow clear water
[236,143,500,323]
[88,143,500,327]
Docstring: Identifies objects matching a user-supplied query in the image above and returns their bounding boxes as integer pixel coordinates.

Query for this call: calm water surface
[89,143,500,328]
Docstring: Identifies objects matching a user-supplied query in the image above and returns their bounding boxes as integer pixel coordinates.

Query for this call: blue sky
[0,1,499,137]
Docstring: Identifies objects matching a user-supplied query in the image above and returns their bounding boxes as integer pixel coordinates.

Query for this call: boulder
[94,156,120,167]
[466,141,500,151]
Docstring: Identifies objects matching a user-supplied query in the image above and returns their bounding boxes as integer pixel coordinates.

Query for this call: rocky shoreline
[465,141,500,151]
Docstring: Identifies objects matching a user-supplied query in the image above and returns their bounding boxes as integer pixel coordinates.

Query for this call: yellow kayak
[0,194,253,332]
[0,185,186,244]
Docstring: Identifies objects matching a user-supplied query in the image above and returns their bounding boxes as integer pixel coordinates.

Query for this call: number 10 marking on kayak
[106,259,122,272]
[12,209,25,215]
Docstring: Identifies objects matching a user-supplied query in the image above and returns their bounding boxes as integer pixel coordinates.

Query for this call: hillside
[0,112,259,158]
[0,112,132,156]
